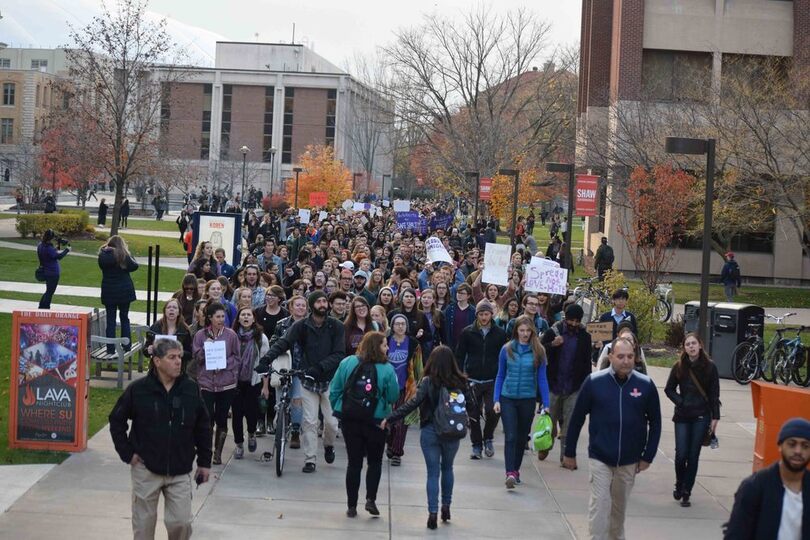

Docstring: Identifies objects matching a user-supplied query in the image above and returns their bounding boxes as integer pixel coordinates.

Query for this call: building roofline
[215,41,304,47]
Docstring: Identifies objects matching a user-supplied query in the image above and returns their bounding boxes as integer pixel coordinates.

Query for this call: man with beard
[256,291,345,473]
[724,418,809,540]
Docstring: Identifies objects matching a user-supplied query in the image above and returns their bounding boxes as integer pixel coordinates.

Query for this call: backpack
[341,360,379,423]
[431,384,469,440]
[730,263,741,282]
[532,413,554,452]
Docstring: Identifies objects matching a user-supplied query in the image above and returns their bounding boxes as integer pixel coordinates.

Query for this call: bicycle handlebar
[765,312,797,323]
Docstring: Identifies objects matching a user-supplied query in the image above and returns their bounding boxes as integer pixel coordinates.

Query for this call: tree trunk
[110,174,124,236]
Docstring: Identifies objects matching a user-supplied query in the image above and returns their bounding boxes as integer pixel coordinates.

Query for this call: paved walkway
[673,303,810,326]
[0,281,174,303]
[0,299,150,326]
[0,366,760,539]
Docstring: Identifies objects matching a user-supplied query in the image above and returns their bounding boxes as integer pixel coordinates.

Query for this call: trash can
[711,303,765,379]
[750,381,810,471]
[683,301,718,352]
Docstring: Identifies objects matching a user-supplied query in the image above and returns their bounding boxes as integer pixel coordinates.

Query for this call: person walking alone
[720,252,742,302]
[665,333,720,507]
[99,235,139,355]
[109,338,211,540]
[36,229,69,309]
[330,332,400,518]
[97,198,108,226]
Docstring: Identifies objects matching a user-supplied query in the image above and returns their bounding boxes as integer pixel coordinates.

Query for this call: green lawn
[0,247,186,292]
[0,313,123,464]
[0,290,149,313]
[670,282,810,309]
[120,218,182,233]
[8,233,186,259]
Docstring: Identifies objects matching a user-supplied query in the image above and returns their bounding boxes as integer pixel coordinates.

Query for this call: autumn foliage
[285,145,352,208]
[38,116,106,202]
[489,169,553,228]
[617,165,696,291]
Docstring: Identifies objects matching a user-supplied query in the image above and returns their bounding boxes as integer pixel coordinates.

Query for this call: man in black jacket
[724,418,810,539]
[456,300,508,460]
[109,339,211,540]
[257,290,346,473]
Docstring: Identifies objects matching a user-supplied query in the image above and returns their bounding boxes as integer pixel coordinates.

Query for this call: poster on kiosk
[8,310,90,452]
[192,211,243,269]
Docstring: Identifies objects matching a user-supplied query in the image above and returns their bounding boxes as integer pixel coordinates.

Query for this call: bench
[88,308,148,389]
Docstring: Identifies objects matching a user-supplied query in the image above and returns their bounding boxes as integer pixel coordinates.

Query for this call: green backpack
[532,413,554,453]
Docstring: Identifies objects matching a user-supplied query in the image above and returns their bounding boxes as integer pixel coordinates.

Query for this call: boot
[290,431,301,449]
[213,427,227,465]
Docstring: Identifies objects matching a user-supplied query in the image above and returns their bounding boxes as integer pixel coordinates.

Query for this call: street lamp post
[239,145,250,210]
[545,162,576,270]
[268,147,277,199]
[293,167,303,208]
[465,171,481,227]
[498,169,520,248]
[665,136,716,343]
[381,174,391,201]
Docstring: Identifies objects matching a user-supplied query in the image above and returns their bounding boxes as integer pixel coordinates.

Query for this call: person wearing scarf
[231,307,269,459]
[385,313,424,466]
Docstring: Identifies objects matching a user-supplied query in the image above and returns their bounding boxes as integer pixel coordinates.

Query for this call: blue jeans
[39,275,59,309]
[275,375,303,428]
[105,302,132,354]
[500,396,535,474]
[674,416,710,493]
[420,423,460,513]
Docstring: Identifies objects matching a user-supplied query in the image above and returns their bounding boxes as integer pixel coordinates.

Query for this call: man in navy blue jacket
[563,337,661,540]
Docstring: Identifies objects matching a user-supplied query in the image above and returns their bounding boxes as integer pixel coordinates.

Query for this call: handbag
[35,266,46,282]
[688,369,715,447]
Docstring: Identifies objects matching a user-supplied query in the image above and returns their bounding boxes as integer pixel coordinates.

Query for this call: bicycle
[773,326,809,387]
[267,367,308,477]
[653,283,674,323]
[730,312,795,385]
[572,277,613,322]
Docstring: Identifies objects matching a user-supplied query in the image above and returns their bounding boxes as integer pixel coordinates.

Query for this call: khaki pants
[301,387,338,464]
[131,462,192,540]
[549,391,578,462]
[588,459,637,540]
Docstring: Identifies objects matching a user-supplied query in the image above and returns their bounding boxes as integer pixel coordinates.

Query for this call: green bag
[532,413,554,453]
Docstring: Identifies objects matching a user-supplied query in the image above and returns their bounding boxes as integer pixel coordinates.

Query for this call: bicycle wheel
[731,341,758,385]
[773,348,791,385]
[792,346,810,387]
[654,299,672,323]
[761,342,781,383]
[275,404,287,477]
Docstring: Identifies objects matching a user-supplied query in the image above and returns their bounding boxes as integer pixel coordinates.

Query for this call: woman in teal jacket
[494,315,550,489]
[330,331,400,518]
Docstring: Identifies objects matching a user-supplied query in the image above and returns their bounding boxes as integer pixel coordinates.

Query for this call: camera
[56,236,71,247]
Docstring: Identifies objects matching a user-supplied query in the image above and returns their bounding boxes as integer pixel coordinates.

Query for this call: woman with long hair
[370,305,389,335]
[493,315,550,489]
[664,333,720,508]
[145,298,192,375]
[191,257,217,281]
[330,332,400,518]
[231,306,269,459]
[99,235,139,354]
[36,229,70,309]
[384,314,423,466]
[419,288,444,358]
[597,322,648,374]
[173,273,201,326]
[204,279,237,328]
[217,275,234,302]
[382,346,467,529]
[377,286,397,314]
[189,240,217,274]
[232,287,254,310]
[192,302,242,465]
[434,282,451,312]
[495,298,520,331]
[344,296,377,355]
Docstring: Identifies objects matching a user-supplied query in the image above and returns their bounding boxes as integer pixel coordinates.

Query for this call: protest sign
[204,341,227,370]
[482,243,511,286]
[425,236,452,264]
[309,191,328,207]
[531,256,559,268]
[342,199,354,211]
[587,322,614,342]
[352,202,366,212]
[393,199,411,212]
[298,209,311,223]
[524,261,568,295]
[396,211,422,232]
[429,214,454,232]
[382,200,390,207]
[318,211,328,222]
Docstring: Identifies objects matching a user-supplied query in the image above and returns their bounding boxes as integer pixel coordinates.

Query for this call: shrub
[665,315,686,348]
[16,213,86,238]
[593,270,661,344]
[94,231,110,241]
[58,209,89,230]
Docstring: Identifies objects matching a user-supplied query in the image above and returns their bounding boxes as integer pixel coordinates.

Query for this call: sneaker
[290,432,301,449]
[346,507,357,518]
[325,446,336,464]
[234,444,244,460]
[505,473,516,489]
[515,471,522,484]
[484,440,495,457]
[391,456,402,466]
[256,420,266,437]
[248,436,257,453]
[470,446,482,460]
[302,462,316,473]
[365,499,380,516]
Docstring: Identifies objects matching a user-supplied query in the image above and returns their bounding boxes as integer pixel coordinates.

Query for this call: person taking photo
[36,229,70,309]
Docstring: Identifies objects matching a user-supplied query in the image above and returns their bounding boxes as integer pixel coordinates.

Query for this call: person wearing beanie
[541,302,593,464]
[724,417,809,539]
[384,312,423,466]
[456,298,509,460]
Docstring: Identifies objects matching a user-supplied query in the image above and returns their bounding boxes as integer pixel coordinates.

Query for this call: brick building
[577,0,810,284]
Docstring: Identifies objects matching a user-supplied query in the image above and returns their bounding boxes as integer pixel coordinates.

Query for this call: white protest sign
[531,256,559,268]
[524,262,568,295]
[482,243,511,286]
[382,200,390,208]
[204,340,227,370]
[342,199,354,211]
[360,216,369,225]
[353,202,366,212]
[154,334,177,341]
[298,208,311,223]
[393,199,411,212]
[318,211,328,222]
[425,236,452,264]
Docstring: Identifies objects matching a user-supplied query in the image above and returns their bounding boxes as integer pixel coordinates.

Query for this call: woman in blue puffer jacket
[494,314,550,489]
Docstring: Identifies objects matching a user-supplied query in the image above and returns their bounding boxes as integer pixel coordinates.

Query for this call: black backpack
[431,384,469,440]
[341,361,379,423]
[730,263,741,281]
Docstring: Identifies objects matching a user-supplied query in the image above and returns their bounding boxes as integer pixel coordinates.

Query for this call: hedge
[16,210,90,238]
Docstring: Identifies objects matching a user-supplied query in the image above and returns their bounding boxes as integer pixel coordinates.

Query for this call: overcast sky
[2,0,581,67]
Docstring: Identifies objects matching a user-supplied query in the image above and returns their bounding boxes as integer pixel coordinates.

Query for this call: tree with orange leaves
[489,168,554,229]
[285,145,352,208]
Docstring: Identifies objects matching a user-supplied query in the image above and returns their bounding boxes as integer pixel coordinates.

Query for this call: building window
[2,159,11,182]
[641,49,712,102]
[31,59,48,70]
[2,83,14,106]
[282,87,294,164]
[262,86,275,162]
[1,118,13,144]
[721,54,791,104]
[325,89,336,147]
[200,83,212,160]
[220,84,232,160]
[0,59,10,69]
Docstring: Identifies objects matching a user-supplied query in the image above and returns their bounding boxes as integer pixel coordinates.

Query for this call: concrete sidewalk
[0,281,174,303]
[0,366,759,539]
[0,299,150,326]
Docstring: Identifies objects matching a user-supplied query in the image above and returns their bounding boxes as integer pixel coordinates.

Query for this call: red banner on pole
[575,175,599,217]
[309,192,328,207]
[479,177,493,201]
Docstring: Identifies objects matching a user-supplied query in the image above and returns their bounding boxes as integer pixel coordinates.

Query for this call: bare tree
[64,0,186,235]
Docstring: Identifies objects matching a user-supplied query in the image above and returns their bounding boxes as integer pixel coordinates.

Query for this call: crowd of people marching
[100,197,807,540]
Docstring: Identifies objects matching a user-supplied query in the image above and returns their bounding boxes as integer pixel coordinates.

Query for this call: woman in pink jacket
[193,302,241,465]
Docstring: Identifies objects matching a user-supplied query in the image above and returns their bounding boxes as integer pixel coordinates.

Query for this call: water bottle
[710,434,719,449]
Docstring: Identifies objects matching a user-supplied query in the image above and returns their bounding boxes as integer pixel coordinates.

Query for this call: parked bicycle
[572,277,613,322]
[266,367,309,477]
[653,283,674,323]
[773,326,809,387]
[731,313,795,385]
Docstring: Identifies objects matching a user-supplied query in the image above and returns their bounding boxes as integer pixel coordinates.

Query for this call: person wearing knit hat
[475,299,494,315]
[384,312,423,467]
[308,289,328,310]
[724,417,809,539]
[377,286,397,315]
